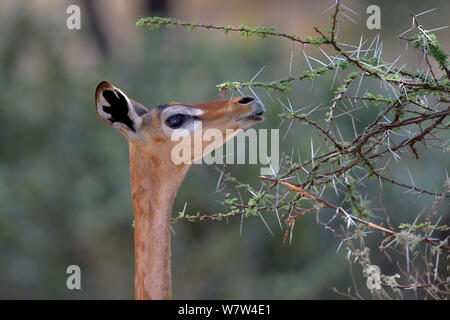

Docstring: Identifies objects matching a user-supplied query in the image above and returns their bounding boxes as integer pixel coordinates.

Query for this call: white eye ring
[160,105,203,136]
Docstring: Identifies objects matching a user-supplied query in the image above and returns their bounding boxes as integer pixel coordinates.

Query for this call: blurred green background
[0,0,448,299]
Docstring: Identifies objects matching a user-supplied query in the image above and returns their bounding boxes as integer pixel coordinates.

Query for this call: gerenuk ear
[95,81,143,134]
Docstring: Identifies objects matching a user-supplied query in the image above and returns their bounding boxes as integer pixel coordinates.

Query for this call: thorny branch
[272,179,450,251]
[142,0,450,299]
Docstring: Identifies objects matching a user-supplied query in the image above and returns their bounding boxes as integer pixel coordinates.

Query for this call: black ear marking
[102,89,135,132]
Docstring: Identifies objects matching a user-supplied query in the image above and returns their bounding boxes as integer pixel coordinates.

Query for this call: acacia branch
[270,179,450,251]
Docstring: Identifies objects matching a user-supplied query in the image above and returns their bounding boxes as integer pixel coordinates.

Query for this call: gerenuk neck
[129,143,189,299]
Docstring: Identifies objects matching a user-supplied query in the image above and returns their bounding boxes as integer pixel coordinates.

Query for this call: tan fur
[95,82,263,300]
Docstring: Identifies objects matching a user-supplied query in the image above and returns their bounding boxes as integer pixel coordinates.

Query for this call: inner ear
[102,89,136,132]
[95,81,143,134]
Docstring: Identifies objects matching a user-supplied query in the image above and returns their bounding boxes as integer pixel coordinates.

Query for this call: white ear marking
[95,82,142,135]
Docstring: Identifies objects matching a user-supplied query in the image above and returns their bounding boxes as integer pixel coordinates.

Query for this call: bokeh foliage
[0,0,448,299]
